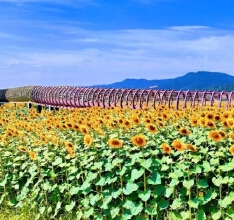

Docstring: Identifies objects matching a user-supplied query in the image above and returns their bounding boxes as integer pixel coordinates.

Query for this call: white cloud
[1,25,234,88]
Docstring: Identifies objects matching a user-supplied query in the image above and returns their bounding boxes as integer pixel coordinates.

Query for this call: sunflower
[118,118,124,126]
[79,125,89,135]
[144,118,151,124]
[162,113,168,120]
[5,130,13,137]
[105,115,111,120]
[214,114,222,122]
[46,125,52,130]
[72,123,80,131]
[227,119,234,128]
[161,143,172,154]
[66,147,74,157]
[218,130,226,139]
[66,122,73,129]
[40,135,48,144]
[199,118,206,127]
[229,133,234,142]
[86,122,93,129]
[147,124,158,134]
[185,144,197,152]
[222,120,229,128]
[132,115,140,125]
[84,134,92,147]
[131,134,147,147]
[222,112,229,119]
[206,120,216,129]
[208,131,222,142]
[29,151,37,160]
[157,121,164,128]
[108,138,123,149]
[206,113,214,120]
[65,141,75,150]
[123,120,132,128]
[198,191,204,197]
[171,139,184,151]
[190,117,199,126]
[108,121,116,129]
[179,127,191,136]
[18,146,28,153]
[61,123,67,129]
[229,145,234,156]
[54,121,60,129]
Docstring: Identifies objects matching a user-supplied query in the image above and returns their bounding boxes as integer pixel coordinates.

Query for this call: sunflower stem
[118,150,124,216]
[142,149,148,213]
[186,150,192,220]
[218,155,223,217]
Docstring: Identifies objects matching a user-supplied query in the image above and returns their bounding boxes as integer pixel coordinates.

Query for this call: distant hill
[92,71,234,91]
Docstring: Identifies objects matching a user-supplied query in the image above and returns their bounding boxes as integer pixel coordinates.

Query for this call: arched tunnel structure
[0,86,234,109]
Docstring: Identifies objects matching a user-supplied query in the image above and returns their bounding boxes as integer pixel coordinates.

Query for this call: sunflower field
[0,102,234,220]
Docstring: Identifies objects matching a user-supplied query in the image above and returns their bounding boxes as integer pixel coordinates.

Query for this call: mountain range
[92,71,234,91]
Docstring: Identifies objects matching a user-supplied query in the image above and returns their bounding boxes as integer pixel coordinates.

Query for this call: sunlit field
[0,103,234,220]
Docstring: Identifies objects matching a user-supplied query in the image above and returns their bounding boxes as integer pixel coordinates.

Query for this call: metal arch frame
[71,87,79,107]
[76,87,86,107]
[119,89,129,108]
[102,88,111,108]
[132,89,142,109]
[62,87,71,106]
[160,90,169,106]
[31,86,40,103]
[175,90,184,110]
[228,91,234,108]
[125,89,135,108]
[66,86,75,107]
[113,89,123,107]
[107,88,117,107]
[145,89,153,108]
[90,88,100,107]
[91,87,101,106]
[63,87,71,107]
[54,87,64,107]
[86,88,95,107]
[168,90,176,108]
[39,87,49,104]
[7,85,234,109]
[139,89,148,109]
[35,86,42,103]
[96,88,105,107]
[201,91,209,107]
[191,91,199,108]
[183,90,193,108]
[91,88,100,106]
[44,87,52,105]
[81,87,90,107]
[73,87,84,107]
[210,91,217,107]
[101,88,109,108]
[56,87,65,106]
[152,90,161,109]
[48,86,57,106]
[219,91,229,109]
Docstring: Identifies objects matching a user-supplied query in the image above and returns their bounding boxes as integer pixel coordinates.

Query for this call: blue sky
[1,0,234,88]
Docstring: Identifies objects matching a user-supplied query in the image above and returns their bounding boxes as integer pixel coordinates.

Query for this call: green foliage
[1,105,234,220]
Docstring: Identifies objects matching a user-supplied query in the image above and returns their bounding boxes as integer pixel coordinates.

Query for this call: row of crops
[0,102,234,219]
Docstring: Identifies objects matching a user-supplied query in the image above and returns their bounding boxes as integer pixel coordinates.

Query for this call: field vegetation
[0,103,234,219]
